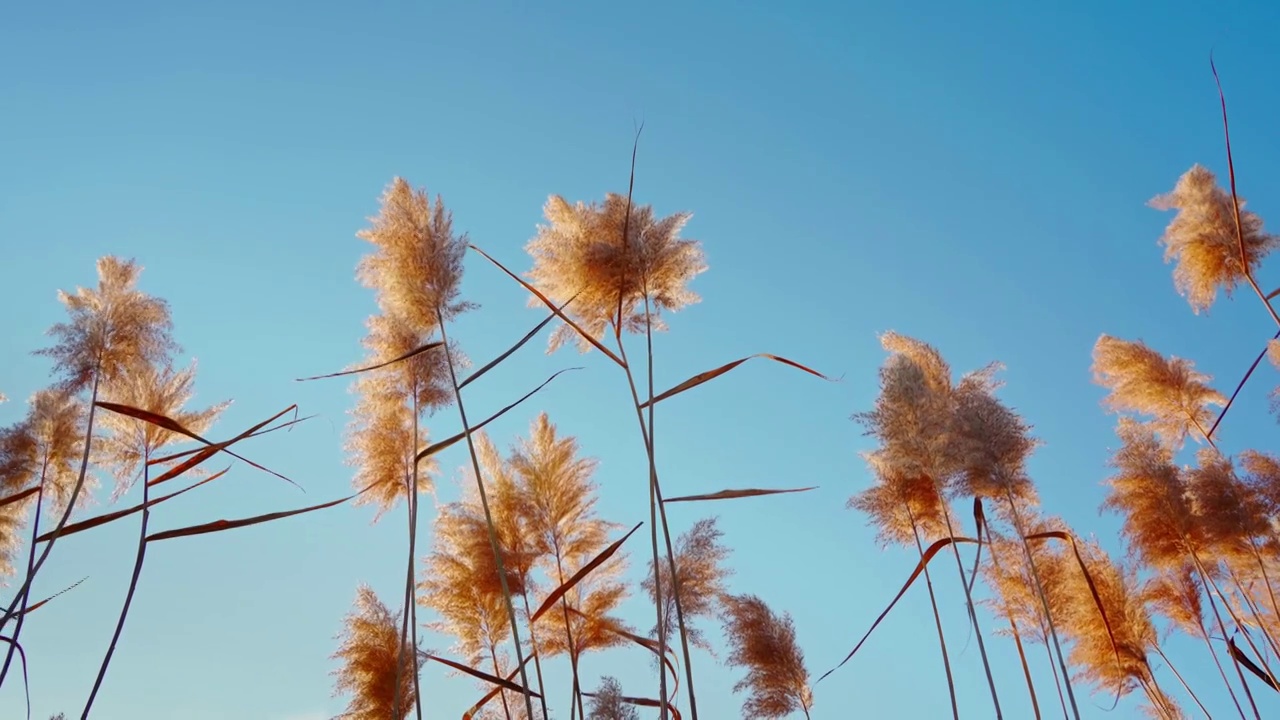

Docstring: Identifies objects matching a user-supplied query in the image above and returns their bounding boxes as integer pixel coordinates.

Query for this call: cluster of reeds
[5,64,1280,720]
[823,65,1280,720]
[0,140,824,720]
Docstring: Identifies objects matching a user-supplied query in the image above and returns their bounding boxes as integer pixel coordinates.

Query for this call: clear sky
[3,1,1280,718]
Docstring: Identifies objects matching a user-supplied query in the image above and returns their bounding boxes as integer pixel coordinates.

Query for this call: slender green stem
[436,309,537,720]
[82,455,152,719]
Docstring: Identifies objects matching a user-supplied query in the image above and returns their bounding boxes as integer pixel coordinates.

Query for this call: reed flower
[949,368,1040,509]
[344,370,434,520]
[525,193,706,352]
[331,585,421,720]
[586,676,639,720]
[36,256,177,394]
[1102,419,1201,571]
[720,594,813,719]
[642,516,733,653]
[1051,540,1175,714]
[95,360,228,499]
[1091,335,1224,449]
[356,177,474,330]
[0,389,92,516]
[1150,164,1278,313]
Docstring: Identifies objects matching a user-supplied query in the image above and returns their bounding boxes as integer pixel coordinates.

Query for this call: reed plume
[856,331,1006,716]
[1149,164,1278,313]
[35,256,178,396]
[331,585,422,720]
[1092,335,1225,450]
[1049,539,1181,718]
[524,193,706,353]
[508,412,629,717]
[641,516,733,654]
[720,593,812,720]
[351,176,485,719]
[522,182,708,719]
[2,256,177,693]
[586,676,639,720]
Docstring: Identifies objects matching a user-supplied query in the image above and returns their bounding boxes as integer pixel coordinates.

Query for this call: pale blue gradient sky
[2,1,1280,718]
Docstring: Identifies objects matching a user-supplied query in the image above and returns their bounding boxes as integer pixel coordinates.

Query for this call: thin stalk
[932,486,1004,717]
[614,327,695,719]
[640,294,700,719]
[392,463,419,719]
[1247,543,1280,634]
[409,398,424,720]
[1154,644,1213,719]
[1196,616,1249,720]
[552,549,585,720]
[1197,566,1262,720]
[82,455,153,719]
[1004,491,1080,720]
[905,507,960,720]
[1225,562,1280,664]
[436,309,536,720]
[1042,635,1069,720]
[1196,554,1278,689]
[2,373,101,629]
[0,466,48,688]
[489,644,514,720]
[520,594,551,720]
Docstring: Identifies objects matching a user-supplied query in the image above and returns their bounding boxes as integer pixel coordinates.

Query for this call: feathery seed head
[721,594,813,719]
[36,256,177,395]
[525,193,706,353]
[330,585,420,720]
[1150,164,1278,312]
[1092,335,1224,450]
[357,177,474,330]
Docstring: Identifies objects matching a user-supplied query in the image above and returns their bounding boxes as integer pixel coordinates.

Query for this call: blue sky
[3,0,1280,718]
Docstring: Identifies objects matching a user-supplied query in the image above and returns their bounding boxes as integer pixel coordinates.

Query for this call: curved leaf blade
[641,354,837,409]
[664,486,817,504]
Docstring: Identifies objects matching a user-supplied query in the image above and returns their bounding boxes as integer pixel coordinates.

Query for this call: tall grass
[5,64,1280,720]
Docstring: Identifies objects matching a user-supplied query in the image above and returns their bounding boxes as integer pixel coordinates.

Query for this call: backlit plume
[642,516,734,652]
[721,594,813,720]
[0,389,92,517]
[36,256,177,395]
[95,360,228,499]
[1150,164,1278,312]
[356,177,473,329]
[330,585,421,720]
[1091,335,1224,449]
[525,193,707,352]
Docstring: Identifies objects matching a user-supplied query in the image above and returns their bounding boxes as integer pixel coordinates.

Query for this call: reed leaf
[663,487,816,504]
[0,487,40,510]
[459,299,575,390]
[296,341,443,382]
[145,493,354,542]
[467,244,627,368]
[1229,637,1280,692]
[35,470,227,543]
[640,354,834,409]
[818,535,978,683]
[531,522,642,623]
[414,368,580,463]
[422,653,543,696]
[97,401,299,490]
